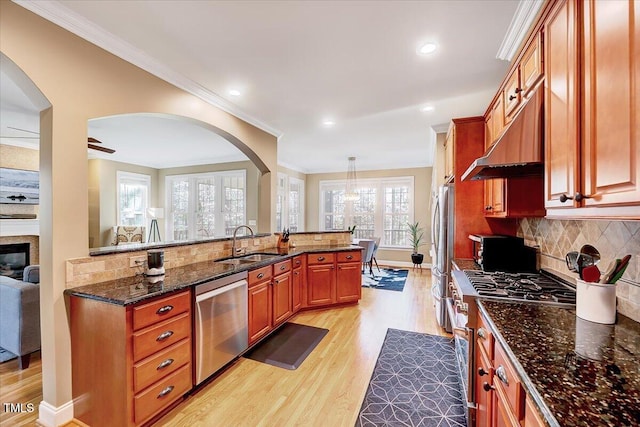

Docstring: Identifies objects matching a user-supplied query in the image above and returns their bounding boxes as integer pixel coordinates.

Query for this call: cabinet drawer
[476,312,494,360]
[248,265,272,286]
[132,291,190,331]
[133,312,191,362]
[273,259,292,275]
[134,363,191,424]
[133,338,191,392]
[292,255,303,269]
[307,253,335,265]
[337,250,361,263]
[494,342,523,419]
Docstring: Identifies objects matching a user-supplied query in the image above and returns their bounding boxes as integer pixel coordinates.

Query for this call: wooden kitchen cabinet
[70,290,192,427]
[545,0,640,217]
[504,31,543,126]
[248,265,273,345]
[524,393,546,427]
[292,255,304,312]
[307,253,336,306]
[336,250,362,303]
[272,259,292,327]
[444,126,455,182]
[475,333,494,427]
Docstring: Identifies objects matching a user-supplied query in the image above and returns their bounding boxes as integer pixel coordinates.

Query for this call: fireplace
[0,243,30,280]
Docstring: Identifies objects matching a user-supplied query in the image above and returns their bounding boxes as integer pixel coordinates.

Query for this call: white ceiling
[4,0,526,173]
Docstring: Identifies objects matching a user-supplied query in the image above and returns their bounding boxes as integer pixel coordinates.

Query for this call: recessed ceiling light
[322,119,336,127]
[417,42,437,55]
[421,105,435,112]
[229,89,241,97]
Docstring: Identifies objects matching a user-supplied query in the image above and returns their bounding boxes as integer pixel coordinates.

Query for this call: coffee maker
[145,249,165,276]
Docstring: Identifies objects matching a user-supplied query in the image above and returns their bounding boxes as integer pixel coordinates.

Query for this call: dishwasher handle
[195,279,248,303]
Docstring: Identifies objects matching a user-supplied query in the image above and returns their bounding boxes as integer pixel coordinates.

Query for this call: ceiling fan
[0,127,116,153]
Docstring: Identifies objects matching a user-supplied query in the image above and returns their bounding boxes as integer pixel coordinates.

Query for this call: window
[117,171,150,227]
[166,170,245,240]
[277,173,305,232]
[319,176,414,248]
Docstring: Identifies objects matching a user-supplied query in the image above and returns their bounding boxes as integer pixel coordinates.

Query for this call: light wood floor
[0,267,443,427]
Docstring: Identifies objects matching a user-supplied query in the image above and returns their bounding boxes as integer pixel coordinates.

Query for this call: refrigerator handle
[432,196,440,254]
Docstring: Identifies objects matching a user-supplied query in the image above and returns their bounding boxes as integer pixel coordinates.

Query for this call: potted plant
[347,225,356,243]
[407,222,425,265]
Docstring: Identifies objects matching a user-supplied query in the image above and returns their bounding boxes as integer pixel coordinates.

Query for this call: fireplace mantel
[0,219,39,237]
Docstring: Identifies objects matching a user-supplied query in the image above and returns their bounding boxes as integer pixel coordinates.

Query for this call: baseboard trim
[38,400,74,427]
[376,259,432,269]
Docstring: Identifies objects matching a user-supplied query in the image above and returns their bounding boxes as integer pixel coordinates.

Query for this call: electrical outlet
[129,255,146,268]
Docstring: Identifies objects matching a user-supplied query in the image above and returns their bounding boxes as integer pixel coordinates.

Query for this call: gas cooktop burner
[463,270,576,305]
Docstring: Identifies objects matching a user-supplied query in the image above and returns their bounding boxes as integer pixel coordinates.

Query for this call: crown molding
[12,0,283,138]
[496,0,544,61]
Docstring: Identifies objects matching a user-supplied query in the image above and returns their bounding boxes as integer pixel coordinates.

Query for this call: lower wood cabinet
[292,256,304,312]
[307,250,362,306]
[272,259,293,327]
[70,290,192,427]
[248,280,272,345]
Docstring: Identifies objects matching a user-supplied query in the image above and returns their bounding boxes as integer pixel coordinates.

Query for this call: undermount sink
[216,253,282,265]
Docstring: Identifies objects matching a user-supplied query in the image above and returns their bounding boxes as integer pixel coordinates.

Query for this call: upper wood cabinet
[444,126,455,182]
[545,0,640,218]
[505,32,544,125]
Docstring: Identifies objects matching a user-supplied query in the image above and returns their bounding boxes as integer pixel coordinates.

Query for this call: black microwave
[468,234,537,272]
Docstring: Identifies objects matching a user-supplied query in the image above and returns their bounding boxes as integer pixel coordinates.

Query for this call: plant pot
[411,253,424,265]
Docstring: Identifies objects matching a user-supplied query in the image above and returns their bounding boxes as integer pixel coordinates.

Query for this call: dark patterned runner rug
[356,329,467,427]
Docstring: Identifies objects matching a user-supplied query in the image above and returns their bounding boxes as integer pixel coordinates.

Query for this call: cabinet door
[292,267,302,312]
[475,345,493,427]
[307,264,335,306]
[492,97,505,141]
[503,69,521,122]
[485,179,505,217]
[248,281,272,344]
[582,0,640,207]
[520,32,544,96]
[444,126,455,181]
[544,0,580,208]
[336,262,361,303]
[272,272,293,326]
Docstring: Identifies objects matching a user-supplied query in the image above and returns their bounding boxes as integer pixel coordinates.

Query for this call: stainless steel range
[463,270,576,305]
[447,268,576,426]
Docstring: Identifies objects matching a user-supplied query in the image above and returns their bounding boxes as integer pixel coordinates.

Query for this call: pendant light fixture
[344,156,359,201]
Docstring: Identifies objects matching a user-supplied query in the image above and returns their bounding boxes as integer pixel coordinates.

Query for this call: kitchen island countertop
[65,244,361,306]
[479,300,640,426]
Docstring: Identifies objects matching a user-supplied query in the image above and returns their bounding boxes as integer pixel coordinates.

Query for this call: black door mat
[243,322,329,370]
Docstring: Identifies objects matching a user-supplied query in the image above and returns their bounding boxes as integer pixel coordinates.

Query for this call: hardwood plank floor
[159,266,444,427]
[0,267,443,427]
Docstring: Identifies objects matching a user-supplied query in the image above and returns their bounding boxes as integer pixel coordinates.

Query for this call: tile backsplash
[518,218,640,322]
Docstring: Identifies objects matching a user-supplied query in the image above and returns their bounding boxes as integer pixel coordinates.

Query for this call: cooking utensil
[566,251,579,272]
[581,265,601,283]
[599,260,619,284]
[607,255,631,284]
[580,244,601,265]
[577,253,595,279]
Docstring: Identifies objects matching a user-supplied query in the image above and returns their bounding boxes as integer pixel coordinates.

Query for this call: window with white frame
[117,171,150,227]
[165,170,245,240]
[319,176,414,247]
[276,173,305,233]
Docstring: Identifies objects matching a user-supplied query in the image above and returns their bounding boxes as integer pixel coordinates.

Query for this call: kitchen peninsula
[64,232,362,427]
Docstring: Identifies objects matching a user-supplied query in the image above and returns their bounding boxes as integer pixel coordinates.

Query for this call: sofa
[0,265,40,369]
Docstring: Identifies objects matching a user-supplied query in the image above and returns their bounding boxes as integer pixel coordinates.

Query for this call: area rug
[356,329,467,427]
[362,268,408,292]
[243,322,329,370]
[0,347,17,363]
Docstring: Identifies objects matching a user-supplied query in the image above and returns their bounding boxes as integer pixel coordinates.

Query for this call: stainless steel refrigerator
[430,183,454,332]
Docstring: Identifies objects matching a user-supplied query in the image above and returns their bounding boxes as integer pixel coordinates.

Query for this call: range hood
[461,85,544,181]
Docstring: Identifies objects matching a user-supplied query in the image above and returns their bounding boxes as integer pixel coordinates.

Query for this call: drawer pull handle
[280,265,286,270]
[317,256,325,261]
[156,305,174,315]
[257,273,264,279]
[157,358,174,370]
[346,255,353,260]
[294,271,299,276]
[156,331,174,342]
[477,328,487,339]
[496,366,509,385]
[483,382,495,392]
[157,385,175,399]
[295,260,301,265]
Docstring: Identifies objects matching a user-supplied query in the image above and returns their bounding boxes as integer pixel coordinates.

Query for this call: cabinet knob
[257,273,264,279]
[280,265,286,270]
[559,193,572,203]
[483,382,495,392]
[509,94,517,101]
[485,206,493,211]
[495,366,509,385]
[515,87,523,94]
[346,255,353,260]
[478,367,488,377]
[560,192,593,203]
[317,256,325,261]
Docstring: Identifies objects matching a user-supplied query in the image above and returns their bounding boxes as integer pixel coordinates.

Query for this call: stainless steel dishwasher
[194,271,248,385]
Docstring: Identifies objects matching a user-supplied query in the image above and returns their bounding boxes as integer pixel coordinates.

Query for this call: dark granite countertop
[65,244,361,306]
[478,300,640,427]
[452,258,480,271]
